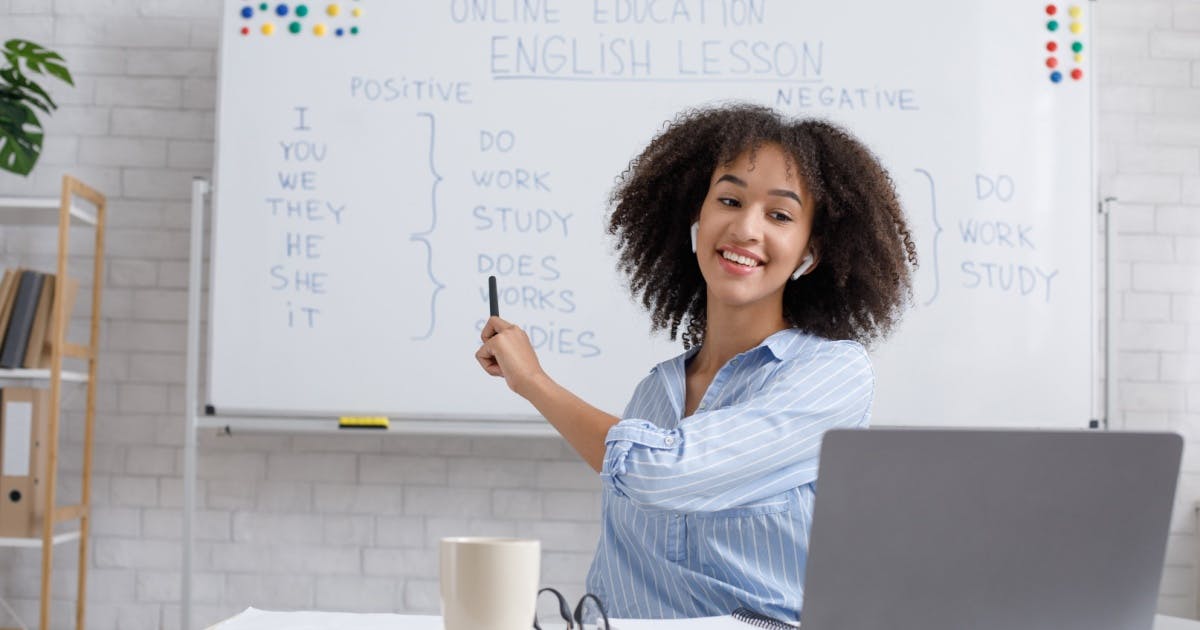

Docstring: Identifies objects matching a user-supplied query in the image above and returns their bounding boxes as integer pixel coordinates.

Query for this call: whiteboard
[209,0,1094,427]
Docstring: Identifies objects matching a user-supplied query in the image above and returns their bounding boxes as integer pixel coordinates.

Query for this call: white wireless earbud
[690,222,699,253]
[792,252,815,280]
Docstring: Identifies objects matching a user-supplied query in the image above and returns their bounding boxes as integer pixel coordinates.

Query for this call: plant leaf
[0,66,56,113]
[0,98,35,128]
[3,39,73,86]
[0,39,70,175]
[2,51,19,74]
[0,107,43,176]
[15,78,55,112]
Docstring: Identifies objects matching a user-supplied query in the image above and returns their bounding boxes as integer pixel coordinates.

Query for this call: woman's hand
[476,316,546,397]
[475,315,617,471]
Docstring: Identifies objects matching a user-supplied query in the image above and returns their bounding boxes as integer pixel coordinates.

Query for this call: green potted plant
[0,39,73,176]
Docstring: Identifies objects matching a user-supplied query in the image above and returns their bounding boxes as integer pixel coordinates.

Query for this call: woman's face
[694,142,817,312]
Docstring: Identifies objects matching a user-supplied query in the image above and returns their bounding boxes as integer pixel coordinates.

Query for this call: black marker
[488,275,499,317]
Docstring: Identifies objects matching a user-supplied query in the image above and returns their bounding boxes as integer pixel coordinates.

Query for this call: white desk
[1161,616,1200,630]
[209,608,1200,630]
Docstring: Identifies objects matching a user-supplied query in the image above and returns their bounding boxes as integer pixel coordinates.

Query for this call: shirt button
[698,403,706,410]
[664,436,676,446]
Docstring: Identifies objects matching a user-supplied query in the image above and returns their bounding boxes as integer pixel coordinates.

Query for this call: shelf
[0,531,80,549]
[0,197,98,226]
[0,175,104,630]
[0,369,88,386]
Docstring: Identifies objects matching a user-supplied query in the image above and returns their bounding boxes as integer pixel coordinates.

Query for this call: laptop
[801,428,1183,630]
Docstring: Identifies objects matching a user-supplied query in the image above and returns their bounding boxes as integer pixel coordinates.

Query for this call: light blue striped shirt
[586,328,874,621]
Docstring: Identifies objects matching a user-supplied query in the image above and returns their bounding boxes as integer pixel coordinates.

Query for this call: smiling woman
[608,104,917,348]
[474,103,917,621]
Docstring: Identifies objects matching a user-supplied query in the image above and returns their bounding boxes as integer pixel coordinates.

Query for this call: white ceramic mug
[440,537,541,630]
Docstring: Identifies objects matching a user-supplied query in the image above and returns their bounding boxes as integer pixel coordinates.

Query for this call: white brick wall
[0,1,1198,628]
[1097,0,1200,619]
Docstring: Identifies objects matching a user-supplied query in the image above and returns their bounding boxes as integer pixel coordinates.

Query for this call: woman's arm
[476,316,618,471]
[605,341,873,512]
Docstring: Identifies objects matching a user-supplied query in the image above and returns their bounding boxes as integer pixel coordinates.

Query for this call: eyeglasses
[533,588,610,630]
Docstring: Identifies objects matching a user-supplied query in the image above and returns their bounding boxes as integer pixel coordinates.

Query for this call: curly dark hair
[607,103,918,348]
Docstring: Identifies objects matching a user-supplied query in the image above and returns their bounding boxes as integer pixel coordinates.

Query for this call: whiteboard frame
[203,1,1100,428]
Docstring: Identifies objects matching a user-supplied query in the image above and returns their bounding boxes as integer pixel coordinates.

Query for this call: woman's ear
[690,222,699,253]
[791,247,819,280]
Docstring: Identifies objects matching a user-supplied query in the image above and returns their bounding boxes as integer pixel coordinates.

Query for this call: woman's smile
[716,246,765,276]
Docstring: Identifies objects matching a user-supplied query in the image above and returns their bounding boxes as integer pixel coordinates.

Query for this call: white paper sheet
[209,608,442,630]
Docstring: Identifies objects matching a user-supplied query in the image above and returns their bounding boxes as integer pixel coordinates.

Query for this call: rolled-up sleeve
[601,342,873,512]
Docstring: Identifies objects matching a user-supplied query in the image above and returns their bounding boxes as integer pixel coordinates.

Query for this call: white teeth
[721,251,759,267]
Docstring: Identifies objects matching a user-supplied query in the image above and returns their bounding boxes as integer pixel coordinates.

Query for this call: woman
[475,104,917,621]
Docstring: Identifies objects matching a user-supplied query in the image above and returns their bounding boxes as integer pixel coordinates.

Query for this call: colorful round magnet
[352,7,361,16]
[314,23,327,36]
[350,25,359,34]
[1068,5,1081,18]
[1072,41,1083,53]
[327,3,340,16]
[1046,57,1058,68]
[296,4,308,16]
[240,6,254,18]
[1047,19,1059,31]
[1074,53,1083,63]
[335,27,344,36]
[1071,68,1083,80]
[288,20,301,33]
[1069,22,1082,34]
[240,26,250,35]
[1046,41,1058,52]
[1050,70,1062,83]
[1045,4,1056,15]
[261,22,275,35]
[275,3,288,16]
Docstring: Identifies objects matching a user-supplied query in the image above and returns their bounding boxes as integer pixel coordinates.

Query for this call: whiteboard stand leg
[1102,196,1117,431]
[183,178,209,630]
[1091,0,1105,432]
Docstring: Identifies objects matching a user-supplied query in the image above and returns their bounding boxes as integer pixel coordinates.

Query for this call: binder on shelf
[0,387,49,538]
[42,274,80,366]
[0,271,45,369]
[0,267,22,344]
[22,273,55,368]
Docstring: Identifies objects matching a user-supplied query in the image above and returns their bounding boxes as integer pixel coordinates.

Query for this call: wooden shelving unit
[0,175,106,630]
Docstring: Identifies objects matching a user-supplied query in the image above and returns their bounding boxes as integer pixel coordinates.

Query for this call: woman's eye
[770,211,793,222]
[718,197,741,207]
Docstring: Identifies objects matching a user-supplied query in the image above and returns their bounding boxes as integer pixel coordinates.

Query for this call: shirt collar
[761,327,811,361]
[651,327,811,375]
